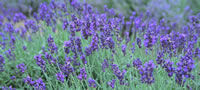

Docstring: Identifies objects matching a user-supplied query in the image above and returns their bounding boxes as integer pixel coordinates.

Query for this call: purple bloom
[45,52,56,64]
[16,63,27,73]
[56,72,65,83]
[13,13,26,23]
[88,78,97,88]
[139,60,156,84]
[24,76,35,86]
[107,79,116,89]
[47,35,58,54]
[163,60,175,77]
[34,54,46,71]
[175,50,195,85]
[64,40,71,55]
[77,68,87,80]
[121,44,127,56]
[34,78,46,90]
[102,59,109,72]
[10,76,16,80]
[111,64,126,85]
[133,58,142,69]
[60,57,74,77]
[156,51,164,65]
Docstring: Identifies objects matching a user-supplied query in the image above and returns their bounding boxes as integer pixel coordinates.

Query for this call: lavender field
[0,0,200,90]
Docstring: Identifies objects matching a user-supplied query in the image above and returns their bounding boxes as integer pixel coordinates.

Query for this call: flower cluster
[34,54,46,71]
[77,68,87,80]
[16,63,27,73]
[56,72,65,83]
[139,60,156,84]
[111,64,126,85]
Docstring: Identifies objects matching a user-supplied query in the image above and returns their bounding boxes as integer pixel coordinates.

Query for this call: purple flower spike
[88,78,97,88]
[16,63,27,73]
[56,72,65,83]
[77,68,87,80]
[108,79,116,89]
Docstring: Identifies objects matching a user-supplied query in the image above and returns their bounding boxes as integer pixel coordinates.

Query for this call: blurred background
[1,0,200,28]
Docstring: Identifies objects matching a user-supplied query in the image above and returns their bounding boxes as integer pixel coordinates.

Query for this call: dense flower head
[34,54,46,71]
[77,67,87,80]
[34,78,46,90]
[139,60,156,84]
[64,40,71,55]
[24,20,38,33]
[60,57,74,77]
[16,63,27,73]
[88,78,97,88]
[163,59,175,77]
[133,58,142,69]
[56,72,65,83]
[24,76,35,86]
[111,64,126,85]
[47,35,58,54]
[45,52,56,64]
[156,51,164,65]
[175,50,195,85]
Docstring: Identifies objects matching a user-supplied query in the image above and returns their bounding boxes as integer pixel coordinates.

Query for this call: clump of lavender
[107,79,116,89]
[16,63,27,73]
[88,78,97,88]
[34,78,46,90]
[45,52,56,64]
[111,64,126,85]
[102,59,109,72]
[156,51,164,66]
[0,55,5,72]
[175,50,195,85]
[47,35,58,54]
[60,57,74,77]
[139,60,156,84]
[121,44,127,56]
[163,59,175,77]
[144,24,157,49]
[63,41,71,55]
[77,68,87,80]
[133,58,142,69]
[56,72,65,83]
[13,13,26,23]
[34,54,46,71]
